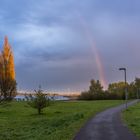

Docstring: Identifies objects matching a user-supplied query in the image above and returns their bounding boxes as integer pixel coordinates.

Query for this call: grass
[0,100,123,140]
[123,101,140,139]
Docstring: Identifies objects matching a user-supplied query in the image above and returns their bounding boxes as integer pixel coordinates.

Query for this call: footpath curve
[73,100,139,140]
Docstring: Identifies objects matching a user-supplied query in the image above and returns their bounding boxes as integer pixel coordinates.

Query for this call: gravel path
[73,100,139,140]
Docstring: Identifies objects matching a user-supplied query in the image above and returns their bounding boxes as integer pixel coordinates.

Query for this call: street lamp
[119,68,128,109]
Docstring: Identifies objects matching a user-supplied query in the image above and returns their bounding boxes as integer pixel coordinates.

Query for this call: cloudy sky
[0,0,140,92]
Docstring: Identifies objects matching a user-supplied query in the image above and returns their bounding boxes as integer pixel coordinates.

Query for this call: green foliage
[128,77,140,99]
[0,100,122,140]
[79,91,94,100]
[78,79,105,100]
[79,77,140,100]
[0,79,17,101]
[108,81,127,99]
[79,79,120,100]
[26,87,49,114]
[89,80,103,94]
[128,82,137,99]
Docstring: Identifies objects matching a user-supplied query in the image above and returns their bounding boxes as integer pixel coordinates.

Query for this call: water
[15,95,70,101]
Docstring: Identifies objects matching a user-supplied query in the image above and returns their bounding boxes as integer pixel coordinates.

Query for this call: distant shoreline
[17,92,81,97]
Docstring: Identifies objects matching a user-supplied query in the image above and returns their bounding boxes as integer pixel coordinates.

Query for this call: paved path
[73,100,139,140]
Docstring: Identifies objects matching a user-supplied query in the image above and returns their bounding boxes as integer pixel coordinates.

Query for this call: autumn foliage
[0,36,17,100]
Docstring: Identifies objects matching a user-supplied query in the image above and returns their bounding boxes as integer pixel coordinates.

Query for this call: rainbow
[78,15,107,89]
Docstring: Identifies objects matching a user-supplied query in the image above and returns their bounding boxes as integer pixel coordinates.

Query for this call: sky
[0,0,140,92]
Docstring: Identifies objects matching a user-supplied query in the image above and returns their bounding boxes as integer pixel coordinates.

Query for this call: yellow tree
[0,36,16,100]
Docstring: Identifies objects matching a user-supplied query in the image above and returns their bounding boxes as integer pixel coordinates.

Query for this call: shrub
[25,87,50,114]
[0,79,17,101]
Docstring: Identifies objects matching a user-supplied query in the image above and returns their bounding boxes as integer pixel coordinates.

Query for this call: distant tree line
[78,78,140,100]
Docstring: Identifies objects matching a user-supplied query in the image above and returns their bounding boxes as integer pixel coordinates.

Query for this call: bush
[78,79,127,100]
[78,91,93,100]
[78,91,124,100]
[0,79,17,101]
[25,87,50,114]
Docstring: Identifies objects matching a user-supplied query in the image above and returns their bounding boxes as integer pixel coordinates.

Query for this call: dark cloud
[0,0,140,91]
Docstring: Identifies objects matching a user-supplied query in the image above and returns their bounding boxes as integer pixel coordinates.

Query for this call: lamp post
[119,68,128,109]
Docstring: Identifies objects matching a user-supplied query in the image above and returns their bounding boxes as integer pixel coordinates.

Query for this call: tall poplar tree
[0,36,17,100]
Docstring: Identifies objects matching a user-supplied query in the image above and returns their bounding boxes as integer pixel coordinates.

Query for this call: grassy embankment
[123,101,140,139]
[0,100,123,140]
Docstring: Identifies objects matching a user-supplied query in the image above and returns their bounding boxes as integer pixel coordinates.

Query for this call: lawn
[0,100,123,140]
[123,101,140,139]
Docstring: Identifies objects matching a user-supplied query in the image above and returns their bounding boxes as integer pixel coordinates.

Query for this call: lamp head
[119,68,126,71]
